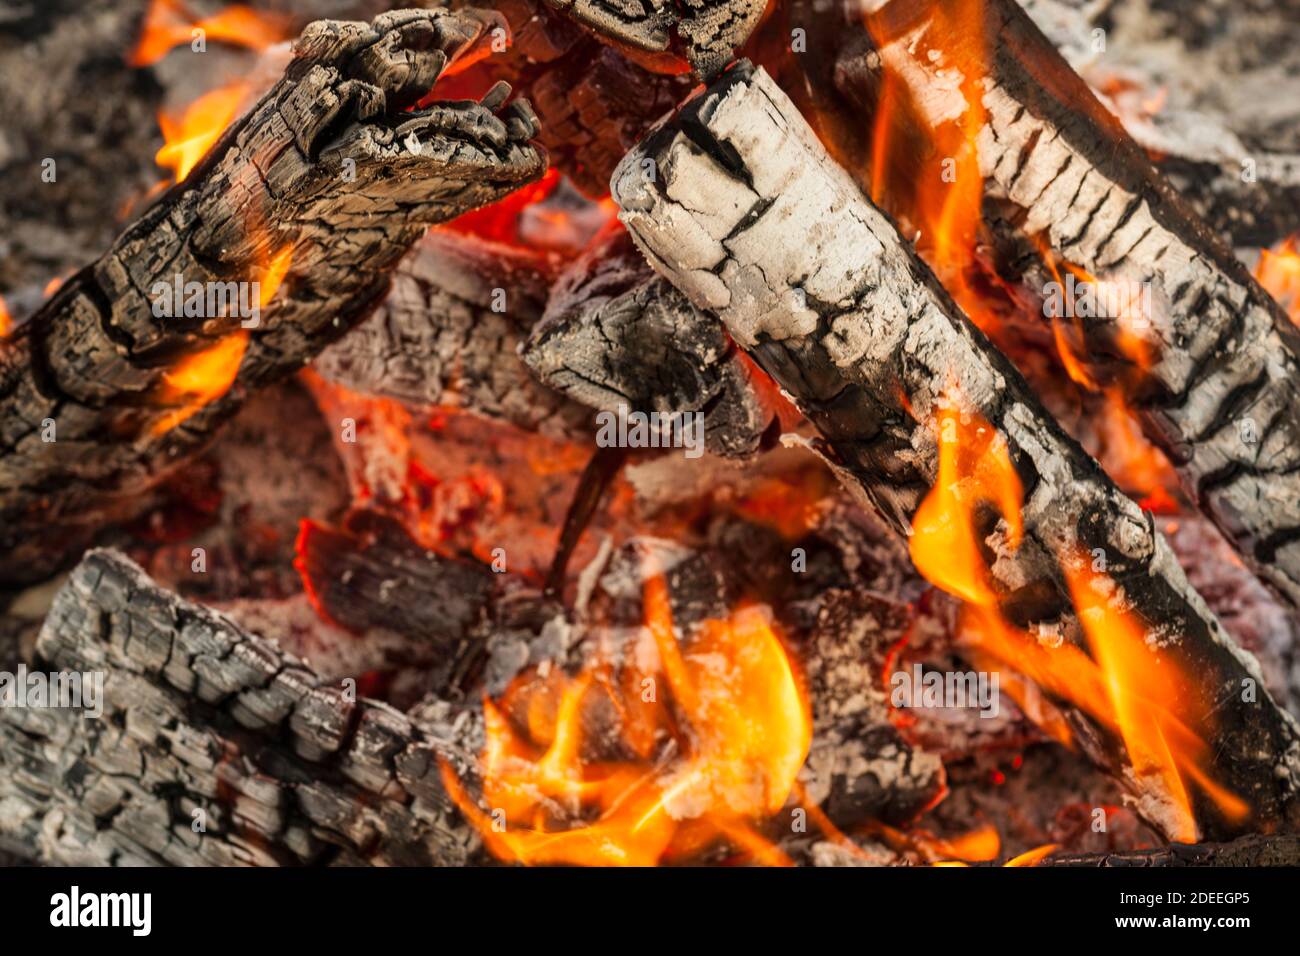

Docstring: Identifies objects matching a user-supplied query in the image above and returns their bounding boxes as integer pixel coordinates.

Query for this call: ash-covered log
[524,224,783,459]
[0,8,545,588]
[786,0,1300,610]
[0,550,483,866]
[612,61,1300,842]
[314,229,593,440]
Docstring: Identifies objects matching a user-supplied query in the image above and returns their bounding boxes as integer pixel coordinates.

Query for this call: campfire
[3,0,1300,871]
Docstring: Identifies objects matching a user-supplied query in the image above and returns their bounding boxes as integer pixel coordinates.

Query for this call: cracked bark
[612,61,1300,843]
[314,229,594,440]
[0,550,484,866]
[0,8,546,588]
[785,0,1300,611]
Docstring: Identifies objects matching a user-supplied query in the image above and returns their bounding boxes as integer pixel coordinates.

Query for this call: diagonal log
[780,0,1300,610]
[611,61,1300,843]
[0,8,546,588]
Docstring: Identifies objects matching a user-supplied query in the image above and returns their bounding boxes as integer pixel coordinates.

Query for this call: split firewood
[0,8,546,588]
[783,0,1300,610]
[523,224,784,459]
[314,229,594,440]
[611,61,1300,842]
[0,550,484,866]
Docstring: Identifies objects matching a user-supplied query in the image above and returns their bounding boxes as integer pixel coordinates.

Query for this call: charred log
[0,8,546,588]
[541,0,767,77]
[1040,833,1300,868]
[612,61,1300,842]
[0,550,483,866]
[295,509,498,664]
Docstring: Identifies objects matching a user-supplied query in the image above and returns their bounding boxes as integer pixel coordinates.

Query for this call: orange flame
[0,296,11,338]
[1003,843,1060,867]
[156,80,254,183]
[1255,235,1300,325]
[1096,389,1180,514]
[129,0,291,68]
[909,394,1244,841]
[149,330,249,436]
[866,0,994,330]
[149,245,291,435]
[442,572,811,866]
[909,402,1022,609]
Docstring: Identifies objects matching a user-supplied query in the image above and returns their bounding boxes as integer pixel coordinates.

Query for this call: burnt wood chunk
[295,509,497,653]
[314,230,593,440]
[612,61,1300,842]
[0,8,546,587]
[524,225,781,459]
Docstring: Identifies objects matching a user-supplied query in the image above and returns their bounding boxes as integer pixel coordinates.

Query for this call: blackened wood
[612,61,1300,842]
[0,549,483,866]
[524,225,782,459]
[295,509,497,655]
[544,445,628,598]
[0,8,546,588]
[542,0,766,77]
[799,589,947,827]
[1041,833,1300,868]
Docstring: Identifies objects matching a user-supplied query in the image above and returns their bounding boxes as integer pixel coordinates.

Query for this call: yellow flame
[156,80,252,183]
[442,572,811,866]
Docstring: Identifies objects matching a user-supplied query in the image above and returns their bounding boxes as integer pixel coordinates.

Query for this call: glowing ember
[1255,235,1300,325]
[0,296,11,338]
[910,394,1244,841]
[442,571,811,866]
[129,0,291,68]
[156,80,254,183]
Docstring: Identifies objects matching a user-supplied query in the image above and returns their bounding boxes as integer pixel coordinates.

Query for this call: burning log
[523,224,784,459]
[0,8,546,588]
[314,229,594,440]
[611,61,1300,842]
[0,550,483,866]
[784,0,1300,611]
